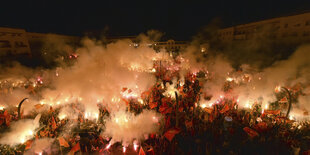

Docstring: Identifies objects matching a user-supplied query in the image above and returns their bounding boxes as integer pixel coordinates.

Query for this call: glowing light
[0,106,4,110]
[200,103,207,108]
[112,97,121,103]
[20,138,25,143]
[201,47,206,53]
[289,115,294,120]
[226,77,234,82]
[133,143,139,151]
[163,84,179,98]
[123,146,126,153]
[106,143,111,149]
[275,86,282,93]
[138,98,144,104]
[152,116,158,122]
[28,130,33,135]
[122,92,138,99]
[151,68,156,72]
[245,101,252,109]
[59,114,66,120]
[257,117,262,122]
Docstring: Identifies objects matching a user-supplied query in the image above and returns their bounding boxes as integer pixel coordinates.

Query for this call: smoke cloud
[0,114,41,146]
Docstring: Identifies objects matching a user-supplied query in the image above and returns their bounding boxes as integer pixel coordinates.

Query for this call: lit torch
[133,140,139,151]
[123,146,126,153]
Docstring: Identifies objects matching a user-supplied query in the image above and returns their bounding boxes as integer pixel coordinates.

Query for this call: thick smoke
[181,37,310,118]
[232,45,309,112]
[0,114,41,146]
[24,138,55,155]
[0,89,38,115]
[0,28,309,152]
[41,38,163,114]
[102,110,162,146]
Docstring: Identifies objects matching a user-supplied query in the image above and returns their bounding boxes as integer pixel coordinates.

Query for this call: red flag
[149,102,158,109]
[178,106,184,112]
[139,147,146,155]
[279,97,288,103]
[220,104,230,113]
[185,120,193,129]
[254,122,268,132]
[159,102,172,114]
[122,87,128,92]
[264,110,281,115]
[122,98,129,105]
[58,137,70,147]
[204,107,213,114]
[303,150,310,155]
[35,104,44,109]
[243,127,259,138]
[40,130,48,137]
[3,110,10,126]
[213,105,218,117]
[69,142,80,155]
[0,114,5,125]
[48,106,54,113]
[51,116,57,130]
[164,128,181,142]
[25,140,33,150]
[165,116,171,128]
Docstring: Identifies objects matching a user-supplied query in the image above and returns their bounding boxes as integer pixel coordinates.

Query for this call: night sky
[1,0,310,40]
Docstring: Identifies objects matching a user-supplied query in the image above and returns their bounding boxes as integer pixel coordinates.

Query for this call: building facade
[217,12,310,44]
[0,27,80,58]
[0,27,31,57]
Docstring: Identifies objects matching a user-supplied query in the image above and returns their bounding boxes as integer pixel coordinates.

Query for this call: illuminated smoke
[0,114,41,146]
[102,110,162,146]
[24,138,55,155]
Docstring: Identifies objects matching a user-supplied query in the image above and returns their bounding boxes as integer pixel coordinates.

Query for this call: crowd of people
[0,59,309,155]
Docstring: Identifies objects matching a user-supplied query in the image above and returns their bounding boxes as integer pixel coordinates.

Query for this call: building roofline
[222,11,310,29]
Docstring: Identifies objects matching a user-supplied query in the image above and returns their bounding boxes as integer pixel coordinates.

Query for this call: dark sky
[1,0,310,40]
